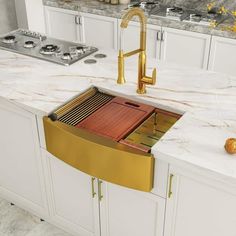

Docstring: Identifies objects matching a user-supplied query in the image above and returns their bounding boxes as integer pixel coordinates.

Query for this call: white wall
[0,0,18,34]
[15,0,28,29]
[15,0,45,33]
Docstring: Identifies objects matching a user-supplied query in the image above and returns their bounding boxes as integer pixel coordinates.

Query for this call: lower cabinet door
[0,100,47,216]
[47,153,100,236]
[208,36,236,76]
[100,182,165,236]
[165,166,236,236]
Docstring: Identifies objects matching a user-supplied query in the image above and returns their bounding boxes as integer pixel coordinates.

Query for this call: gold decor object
[225,138,236,154]
[207,2,236,32]
[117,8,157,94]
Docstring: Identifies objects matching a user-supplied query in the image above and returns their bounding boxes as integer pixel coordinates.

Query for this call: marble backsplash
[161,0,236,11]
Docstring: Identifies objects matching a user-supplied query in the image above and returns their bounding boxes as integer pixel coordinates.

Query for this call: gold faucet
[117,8,157,94]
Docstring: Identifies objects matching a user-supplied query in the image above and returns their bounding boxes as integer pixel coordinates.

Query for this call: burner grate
[40,44,60,55]
[3,35,16,44]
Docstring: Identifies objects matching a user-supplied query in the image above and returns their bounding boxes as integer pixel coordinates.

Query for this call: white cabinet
[160,27,211,69]
[0,99,48,217]
[208,36,236,76]
[165,165,236,236]
[45,151,166,236]
[44,6,82,42]
[81,13,118,49]
[46,152,100,236]
[100,182,165,236]
[44,7,117,49]
[118,20,161,59]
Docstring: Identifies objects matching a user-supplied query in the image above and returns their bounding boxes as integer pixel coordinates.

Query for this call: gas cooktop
[0,29,98,66]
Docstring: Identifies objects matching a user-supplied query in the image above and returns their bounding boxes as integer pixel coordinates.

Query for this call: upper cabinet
[208,36,236,76]
[81,13,118,50]
[164,165,236,236]
[44,7,83,42]
[160,27,211,69]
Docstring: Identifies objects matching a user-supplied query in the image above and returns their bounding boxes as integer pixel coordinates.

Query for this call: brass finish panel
[43,117,154,192]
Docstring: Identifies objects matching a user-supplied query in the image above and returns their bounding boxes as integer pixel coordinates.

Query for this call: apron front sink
[43,87,181,192]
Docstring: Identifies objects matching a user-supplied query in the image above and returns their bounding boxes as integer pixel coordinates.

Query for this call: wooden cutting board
[76,97,155,141]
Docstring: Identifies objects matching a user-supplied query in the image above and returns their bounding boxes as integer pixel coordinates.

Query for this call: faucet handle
[141,68,157,85]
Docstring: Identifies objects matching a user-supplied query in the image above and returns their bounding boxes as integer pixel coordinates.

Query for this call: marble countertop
[43,0,236,40]
[1,48,236,184]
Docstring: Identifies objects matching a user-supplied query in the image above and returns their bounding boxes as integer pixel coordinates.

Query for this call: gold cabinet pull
[91,177,96,198]
[98,180,103,201]
[168,174,174,198]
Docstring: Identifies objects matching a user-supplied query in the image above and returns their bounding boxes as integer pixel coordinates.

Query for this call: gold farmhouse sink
[43,87,181,192]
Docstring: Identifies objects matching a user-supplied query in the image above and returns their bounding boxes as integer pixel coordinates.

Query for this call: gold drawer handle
[91,177,96,198]
[168,174,174,198]
[98,180,103,201]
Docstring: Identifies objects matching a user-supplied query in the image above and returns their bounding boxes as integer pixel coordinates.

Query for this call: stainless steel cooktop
[0,29,98,66]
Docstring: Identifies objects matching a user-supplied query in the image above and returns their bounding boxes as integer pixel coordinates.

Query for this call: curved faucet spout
[120,8,146,51]
[120,8,147,32]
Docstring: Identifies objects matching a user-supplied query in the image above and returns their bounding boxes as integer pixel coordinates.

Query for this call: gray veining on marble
[1,49,236,116]
[0,198,71,236]
[43,0,236,39]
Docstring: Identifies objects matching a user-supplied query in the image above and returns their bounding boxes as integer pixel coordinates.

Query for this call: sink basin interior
[50,87,181,153]
[120,109,180,152]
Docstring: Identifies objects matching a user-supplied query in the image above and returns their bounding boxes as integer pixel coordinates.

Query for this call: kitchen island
[0,48,236,236]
